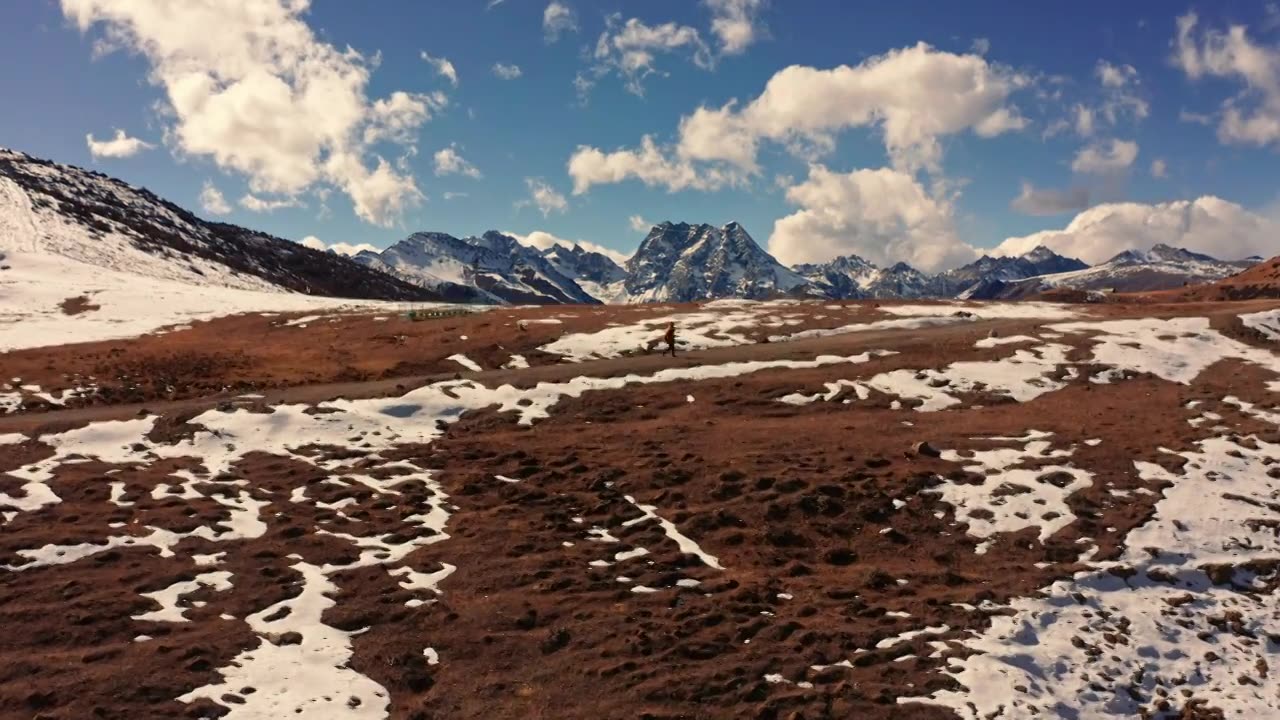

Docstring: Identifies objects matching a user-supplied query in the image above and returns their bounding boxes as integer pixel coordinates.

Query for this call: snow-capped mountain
[540,244,627,302]
[622,221,809,302]
[941,247,1088,298]
[793,247,1082,300]
[0,148,454,301]
[991,243,1255,297]
[354,231,599,305]
[797,255,956,299]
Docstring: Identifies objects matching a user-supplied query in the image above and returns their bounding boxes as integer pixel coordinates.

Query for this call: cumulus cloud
[569,43,1030,194]
[199,181,231,215]
[442,191,468,200]
[568,135,746,194]
[992,197,1280,264]
[433,145,481,179]
[85,128,154,158]
[421,52,458,87]
[506,230,631,264]
[298,235,378,256]
[1151,158,1168,178]
[1010,182,1090,216]
[767,164,978,273]
[239,193,304,212]
[629,214,651,232]
[1071,138,1138,174]
[1174,12,1280,147]
[492,62,522,80]
[519,177,568,217]
[543,1,577,42]
[970,37,991,55]
[362,91,447,145]
[705,0,766,55]
[61,0,442,227]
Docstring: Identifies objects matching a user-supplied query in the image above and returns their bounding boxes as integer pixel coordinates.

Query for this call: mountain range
[0,147,1262,306]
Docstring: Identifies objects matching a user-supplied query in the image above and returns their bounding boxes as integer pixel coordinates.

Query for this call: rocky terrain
[2,287,1279,719]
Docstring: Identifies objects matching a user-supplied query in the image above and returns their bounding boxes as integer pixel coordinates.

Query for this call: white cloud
[569,43,1029,193]
[1045,61,1147,141]
[1010,182,1090,216]
[62,0,440,227]
[568,135,745,194]
[1174,12,1280,146]
[433,145,481,179]
[543,1,577,42]
[1071,138,1138,174]
[767,164,978,272]
[629,214,651,232]
[442,191,469,200]
[506,230,631,264]
[1073,104,1095,136]
[297,235,378,256]
[486,0,505,9]
[1096,60,1137,88]
[363,90,447,145]
[492,62,522,80]
[1179,109,1215,126]
[970,37,991,55]
[591,14,712,96]
[992,197,1280,264]
[199,181,231,215]
[520,177,568,217]
[421,52,458,87]
[1150,158,1168,178]
[85,128,154,158]
[239,193,303,212]
[1096,61,1149,125]
[705,0,766,55]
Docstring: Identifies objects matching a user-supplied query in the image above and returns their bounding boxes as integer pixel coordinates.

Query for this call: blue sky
[3,0,1279,270]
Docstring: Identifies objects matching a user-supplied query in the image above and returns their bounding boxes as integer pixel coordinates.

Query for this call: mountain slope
[623,221,808,302]
[992,243,1255,298]
[0,148,459,301]
[942,248,1088,299]
[354,231,599,305]
[1166,254,1280,301]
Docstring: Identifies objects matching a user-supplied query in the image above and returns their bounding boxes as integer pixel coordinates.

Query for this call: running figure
[661,321,677,357]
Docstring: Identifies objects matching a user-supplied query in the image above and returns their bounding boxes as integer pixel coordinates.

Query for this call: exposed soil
[58,294,100,316]
[4,298,1277,419]
[1,297,1278,719]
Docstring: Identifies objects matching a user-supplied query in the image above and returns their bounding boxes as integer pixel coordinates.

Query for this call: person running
[661,321,677,357]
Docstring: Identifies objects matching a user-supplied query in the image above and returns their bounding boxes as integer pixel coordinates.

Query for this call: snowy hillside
[0,148,450,301]
[354,231,600,305]
[0,250,453,352]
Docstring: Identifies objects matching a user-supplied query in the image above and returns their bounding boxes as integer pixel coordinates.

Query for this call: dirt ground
[1,296,1278,719]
